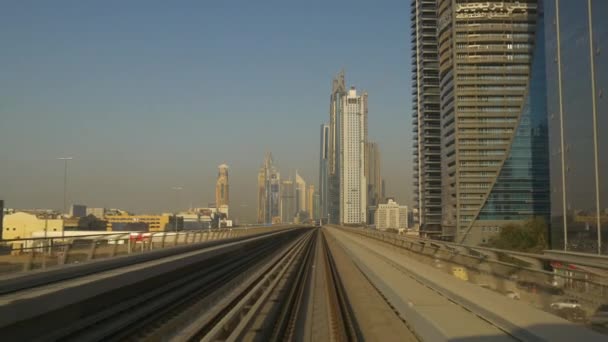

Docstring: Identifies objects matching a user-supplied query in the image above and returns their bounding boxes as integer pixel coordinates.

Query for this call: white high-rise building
[339,87,368,224]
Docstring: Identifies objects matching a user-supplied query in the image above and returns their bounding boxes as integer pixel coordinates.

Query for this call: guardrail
[0,225,299,276]
[333,226,608,311]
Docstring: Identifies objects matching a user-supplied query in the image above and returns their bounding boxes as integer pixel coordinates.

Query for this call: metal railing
[0,225,295,277]
[333,226,608,314]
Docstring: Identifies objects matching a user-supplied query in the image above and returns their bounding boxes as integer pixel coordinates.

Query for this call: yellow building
[306,184,315,219]
[105,214,172,232]
[2,212,64,240]
[215,164,230,208]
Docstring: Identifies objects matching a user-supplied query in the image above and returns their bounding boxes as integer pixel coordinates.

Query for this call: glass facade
[434,0,549,245]
[545,0,608,254]
[478,14,550,224]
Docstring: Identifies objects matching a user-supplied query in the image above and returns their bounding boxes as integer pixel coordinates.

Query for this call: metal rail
[321,230,362,341]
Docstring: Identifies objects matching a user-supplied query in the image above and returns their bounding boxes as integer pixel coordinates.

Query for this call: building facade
[257,153,281,224]
[423,0,550,245]
[545,0,608,254]
[307,184,315,220]
[319,123,330,222]
[340,87,368,224]
[366,142,383,224]
[257,167,266,224]
[366,142,383,208]
[215,164,229,209]
[375,199,408,231]
[328,72,346,224]
[411,0,443,236]
[281,179,296,224]
[105,214,173,232]
[295,172,307,214]
[3,212,64,239]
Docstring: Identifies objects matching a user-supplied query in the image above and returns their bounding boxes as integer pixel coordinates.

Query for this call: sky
[0,0,414,222]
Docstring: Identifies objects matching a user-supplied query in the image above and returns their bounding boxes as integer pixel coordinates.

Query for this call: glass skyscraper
[413,0,551,245]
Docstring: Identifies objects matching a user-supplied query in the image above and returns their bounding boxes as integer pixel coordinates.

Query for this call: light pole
[57,157,73,216]
[172,186,183,232]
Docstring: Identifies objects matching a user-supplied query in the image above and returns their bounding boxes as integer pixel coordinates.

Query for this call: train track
[0,228,310,341]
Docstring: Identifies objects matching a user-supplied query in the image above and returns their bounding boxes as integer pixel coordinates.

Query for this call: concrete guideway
[326,226,606,342]
[322,228,418,341]
[0,227,311,341]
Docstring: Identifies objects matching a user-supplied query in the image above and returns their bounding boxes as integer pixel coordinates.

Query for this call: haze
[0,0,411,222]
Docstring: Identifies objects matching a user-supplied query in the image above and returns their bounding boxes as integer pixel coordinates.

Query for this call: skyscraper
[366,142,382,205]
[328,71,345,224]
[319,123,330,222]
[411,0,442,236]
[328,71,368,225]
[215,164,229,209]
[295,171,307,214]
[257,167,266,224]
[434,0,550,245]
[281,179,296,224]
[307,184,315,220]
[257,153,281,224]
[366,142,383,224]
[340,87,368,225]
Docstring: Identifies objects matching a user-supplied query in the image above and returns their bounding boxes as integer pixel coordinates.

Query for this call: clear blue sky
[0,0,413,222]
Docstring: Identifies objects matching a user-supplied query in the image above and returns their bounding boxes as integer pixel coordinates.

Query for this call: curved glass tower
[436,0,550,245]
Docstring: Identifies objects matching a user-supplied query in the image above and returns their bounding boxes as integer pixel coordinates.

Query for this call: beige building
[105,214,172,232]
[215,164,229,209]
[375,199,408,231]
[2,212,64,240]
[306,184,315,219]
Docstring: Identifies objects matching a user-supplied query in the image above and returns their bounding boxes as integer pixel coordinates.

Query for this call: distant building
[70,204,87,218]
[319,123,330,221]
[375,199,408,231]
[215,164,229,210]
[63,215,107,231]
[295,171,307,214]
[105,214,173,232]
[257,167,267,223]
[306,184,315,220]
[86,207,106,219]
[340,86,368,225]
[257,153,281,224]
[281,179,296,224]
[327,71,345,224]
[2,212,64,239]
[327,71,368,225]
[366,142,383,208]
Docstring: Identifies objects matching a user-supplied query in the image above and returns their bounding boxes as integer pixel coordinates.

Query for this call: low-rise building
[2,212,64,239]
[104,214,172,232]
[374,199,408,231]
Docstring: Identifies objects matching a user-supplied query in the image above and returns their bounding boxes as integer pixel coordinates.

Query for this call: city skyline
[0,1,411,223]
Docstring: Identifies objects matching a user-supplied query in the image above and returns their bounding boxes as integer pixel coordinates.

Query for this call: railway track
[0,227,311,341]
[1,226,418,342]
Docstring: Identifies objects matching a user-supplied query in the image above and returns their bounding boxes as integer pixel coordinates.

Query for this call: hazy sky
[0,0,413,222]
